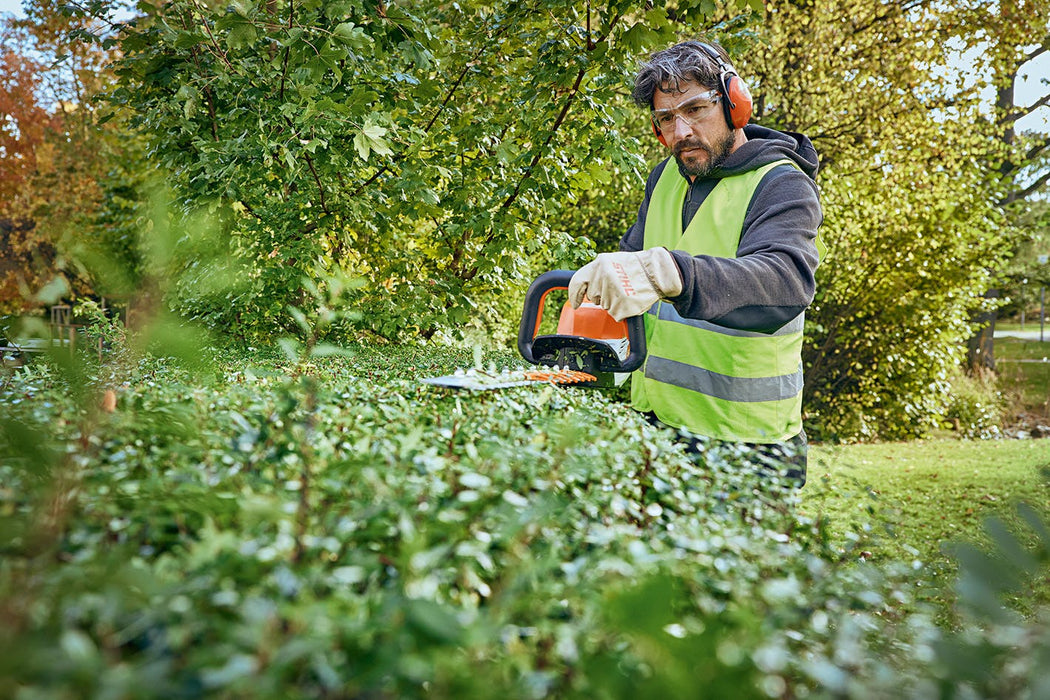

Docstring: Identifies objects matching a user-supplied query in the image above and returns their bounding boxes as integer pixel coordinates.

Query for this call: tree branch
[1023,34,1050,63]
[498,67,586,213]
[1012,168,1050,202]
[182,19,219,141]
[289,130,330,215]
[348,24,509,198]
[849,0,933,38]
[455,65,587,282]
[586,0,593,50]
[203,84,218,141]
[278,0,293,103]
[238,200,263,220]
[189,0,234,70]
[1023,136,1049,163]
[594,8,623,43]
[1005,92,1050,125]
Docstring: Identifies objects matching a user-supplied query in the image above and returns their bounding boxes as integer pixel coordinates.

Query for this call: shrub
[941,366,1006,439]
[2,340,1049,698]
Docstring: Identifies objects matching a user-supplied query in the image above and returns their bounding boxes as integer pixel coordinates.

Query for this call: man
[568,40,822,482]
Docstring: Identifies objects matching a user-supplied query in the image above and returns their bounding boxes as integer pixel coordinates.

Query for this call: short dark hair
[632,40,733,109]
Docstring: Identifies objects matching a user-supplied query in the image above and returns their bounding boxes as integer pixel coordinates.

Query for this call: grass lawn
[996,320,1050,334]
[997,337,1050,417]
[804,438,1050,615]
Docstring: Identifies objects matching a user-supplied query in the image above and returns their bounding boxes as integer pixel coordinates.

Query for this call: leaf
[369,137,393,157]
[404,599,464,643]
[60,630,98,665]
[31,275,70,305]
[331,566,366,585]
[225,23,258,50]
[200,654,260,688]
[332,22,369,48]
[278,337,301,361]
[984,516,1039,575]
[1016,502,1050,551]
[230,0,254,18]
[0,418,58,476]
[362,123,387,140]
[310,343,354,358]
[283,148,297,170]
[353,132,371,161]
[287,305,311,334]
[358,120,393,158]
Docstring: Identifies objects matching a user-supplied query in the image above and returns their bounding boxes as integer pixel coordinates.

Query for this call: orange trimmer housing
[517,270,647,387]
[556,300,628,339]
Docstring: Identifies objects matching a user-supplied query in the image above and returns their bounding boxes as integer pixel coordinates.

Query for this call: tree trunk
[966,289,999,373]
[967,2,1018,375]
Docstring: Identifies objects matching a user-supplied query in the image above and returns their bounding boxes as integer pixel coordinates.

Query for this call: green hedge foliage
[2,344,1048,698]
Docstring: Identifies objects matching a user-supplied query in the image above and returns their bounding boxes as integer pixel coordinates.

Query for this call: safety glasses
[651,90,723,130]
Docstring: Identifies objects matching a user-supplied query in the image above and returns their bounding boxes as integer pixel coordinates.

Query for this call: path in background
[995,329,1050,342]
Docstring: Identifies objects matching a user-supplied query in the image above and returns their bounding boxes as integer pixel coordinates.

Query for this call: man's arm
[622,166,821,334]
[671,167,820,332]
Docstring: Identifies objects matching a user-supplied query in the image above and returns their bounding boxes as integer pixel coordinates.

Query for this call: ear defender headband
[649,42,754,144]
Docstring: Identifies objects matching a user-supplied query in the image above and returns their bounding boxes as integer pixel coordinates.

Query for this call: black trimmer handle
[517,269,647,372]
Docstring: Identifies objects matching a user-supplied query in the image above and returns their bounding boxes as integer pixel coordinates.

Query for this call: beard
[674,130,736,178]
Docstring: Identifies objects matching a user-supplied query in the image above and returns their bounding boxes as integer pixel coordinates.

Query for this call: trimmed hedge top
[1,344,1048,698]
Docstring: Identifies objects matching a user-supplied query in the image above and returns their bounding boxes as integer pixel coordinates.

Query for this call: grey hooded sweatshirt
[619,124,822,334]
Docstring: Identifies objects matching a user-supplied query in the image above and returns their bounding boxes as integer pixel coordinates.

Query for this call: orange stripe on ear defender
[651,118,668,147]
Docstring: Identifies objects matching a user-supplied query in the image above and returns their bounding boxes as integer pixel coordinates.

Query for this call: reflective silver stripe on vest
[645,356,804,403]
[649,303,804,338]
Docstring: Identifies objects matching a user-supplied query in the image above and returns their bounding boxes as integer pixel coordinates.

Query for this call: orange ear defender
[697,42,752,130]
[651,119,668,147]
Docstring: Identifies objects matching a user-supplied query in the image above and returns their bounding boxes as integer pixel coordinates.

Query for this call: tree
[108,0,754,342]
[987,0,1050,205]
[0,22,62,310]
[997,199,1050,323]
[0,0,151,316]
[948,0,1050,371]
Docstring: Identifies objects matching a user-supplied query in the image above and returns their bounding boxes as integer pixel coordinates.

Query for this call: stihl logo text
[612,262,636,296]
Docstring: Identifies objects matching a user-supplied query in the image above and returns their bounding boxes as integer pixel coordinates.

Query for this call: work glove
[568,248,683,322]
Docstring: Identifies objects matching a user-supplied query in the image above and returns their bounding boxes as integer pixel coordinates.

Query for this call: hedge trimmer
[424,270,646,391]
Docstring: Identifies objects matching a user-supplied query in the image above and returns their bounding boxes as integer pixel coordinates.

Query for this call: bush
[2,341,1050,698]
[941,366,1006,439]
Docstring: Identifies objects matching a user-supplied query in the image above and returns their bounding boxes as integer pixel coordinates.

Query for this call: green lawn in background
[996,321,1049,334]
[997,337,1050,416]
[804,438,1050,614]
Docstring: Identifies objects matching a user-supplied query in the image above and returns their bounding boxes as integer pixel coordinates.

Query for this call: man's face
[652,80,736,178]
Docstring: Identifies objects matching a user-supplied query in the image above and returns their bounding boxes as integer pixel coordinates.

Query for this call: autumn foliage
[0,41,61,308]
[0,4,144,315]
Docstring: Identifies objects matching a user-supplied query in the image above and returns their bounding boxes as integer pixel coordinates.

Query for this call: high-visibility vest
[631,158,805,443]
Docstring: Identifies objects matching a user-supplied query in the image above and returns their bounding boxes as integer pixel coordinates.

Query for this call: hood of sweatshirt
[675,124,820,183]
